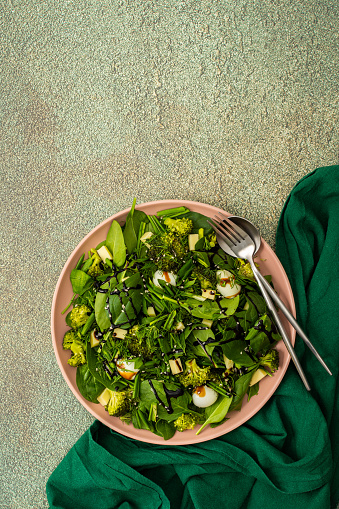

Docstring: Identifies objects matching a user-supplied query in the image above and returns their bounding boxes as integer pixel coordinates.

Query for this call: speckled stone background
[0,0,338,507]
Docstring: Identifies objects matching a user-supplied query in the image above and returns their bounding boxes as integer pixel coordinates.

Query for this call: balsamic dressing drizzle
[253,319,277,344]
[148,380,184,414]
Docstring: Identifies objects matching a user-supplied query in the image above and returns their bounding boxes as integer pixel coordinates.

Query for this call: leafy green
[196,395,233,435]
[70,269,93,295]
[76,363,105,403]
[106,220,126,267]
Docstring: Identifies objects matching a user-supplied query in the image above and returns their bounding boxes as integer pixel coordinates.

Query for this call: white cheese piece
[188,233,200,251]
[97,246,113,262]
[169,358,183,375]
[249,368,267,386]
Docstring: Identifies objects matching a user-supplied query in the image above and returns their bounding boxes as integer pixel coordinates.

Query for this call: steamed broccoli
[259,349,279,373]
[178,359,211,388]
[106,389,133,417]
[192,266,217,289]
[68,305,91,329]
[147,232,184,271]
[67,340,86,367]
[124,325,157,359]
[63,329,81,350]
[87,249,104,278]
[238,261,255,280]
[171,236,188,259]
[174,412,202,432]
[163,217,193,236]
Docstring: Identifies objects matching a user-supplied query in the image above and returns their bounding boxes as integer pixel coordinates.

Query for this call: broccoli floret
[163,217,193,236]
[192,266,217,289]
[63,329,81,350]
[174,413,202,432]
[106,389,133,417]
[237,260,260,281]
[67,340,86,367]
[87,249,104,278]
[171,237,188,259]
[259,349,279,373]
[68,305,91,329]
[124,325,157,359]
[178,359,211,388]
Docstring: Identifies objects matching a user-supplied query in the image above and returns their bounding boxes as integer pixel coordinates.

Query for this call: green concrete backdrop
[0,1,338,507]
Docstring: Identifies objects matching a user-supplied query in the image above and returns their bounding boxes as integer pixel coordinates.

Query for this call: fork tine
[207,220,236,249]
[217,212,248,239]
[213,215,242,243]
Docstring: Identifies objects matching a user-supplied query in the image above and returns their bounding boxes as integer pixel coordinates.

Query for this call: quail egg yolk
[192,385,218,408]
[153,270,177,288]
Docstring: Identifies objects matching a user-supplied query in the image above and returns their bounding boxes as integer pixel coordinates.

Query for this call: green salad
[62,201,281,439]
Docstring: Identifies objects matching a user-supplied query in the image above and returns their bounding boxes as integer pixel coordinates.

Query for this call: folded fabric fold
[47,165,338,509]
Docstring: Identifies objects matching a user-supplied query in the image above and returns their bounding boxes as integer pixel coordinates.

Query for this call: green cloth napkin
[47,165,338,509]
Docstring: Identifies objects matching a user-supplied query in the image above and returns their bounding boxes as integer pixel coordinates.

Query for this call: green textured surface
[0,1,338,507]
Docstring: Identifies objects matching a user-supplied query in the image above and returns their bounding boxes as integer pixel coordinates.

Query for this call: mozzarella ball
[116,359,139,380]
[153,270,177,287]
[216,269,241,298]
[192,385,218,408]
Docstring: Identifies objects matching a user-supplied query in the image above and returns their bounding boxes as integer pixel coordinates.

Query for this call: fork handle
[247,258,311,391]
[253,268,332,376]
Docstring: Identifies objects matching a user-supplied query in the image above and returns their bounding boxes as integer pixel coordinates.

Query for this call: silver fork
[208,214,311,391]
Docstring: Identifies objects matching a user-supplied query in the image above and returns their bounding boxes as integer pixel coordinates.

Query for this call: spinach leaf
[70,269,93,295]
[76,363,105,403]
[185,295,239,320]
[229,371,254,412]
[106,220,126,267]
[109,273,143,326]
[245,314,280,354]
[247,382,259,402]
[86,343,117,391]
[139,380,192,421]
[182,212,213,235]
[124,209,148,254]
[221,339,258,367]
[94,282,111,331]
[154,420,176,440]
[196,395,233,435]
[188,328,215,359]
[219,295,240,316]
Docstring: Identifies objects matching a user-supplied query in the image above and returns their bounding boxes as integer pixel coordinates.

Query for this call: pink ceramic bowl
[51,200,295,445]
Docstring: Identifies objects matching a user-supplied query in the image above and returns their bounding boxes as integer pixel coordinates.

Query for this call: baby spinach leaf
[109,275,143,326]
[70,269,94,295]
[221,339,258,367]
[245,314,280,354]
[76,363,105,403]
[188,328,215,359]
[139,380,191,421]
[106,220,126,267]
[95,283,111,331]
[196,395,233,435]
[219,295,240,316]
[186,298,220,319]
[229,371,254,412]
[154,420,176,440]
[86,344,117,391]
[124,209,148,254]
[182,211,213,235]
[247,381,259,402]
